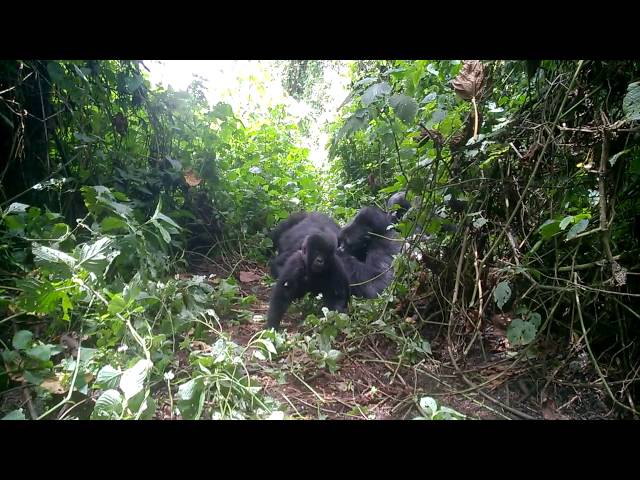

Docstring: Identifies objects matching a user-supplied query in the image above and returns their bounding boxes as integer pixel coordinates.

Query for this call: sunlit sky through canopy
[143,60,352,167]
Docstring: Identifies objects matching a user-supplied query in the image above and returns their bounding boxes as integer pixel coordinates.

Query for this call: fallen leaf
[184,169,202,187]
[239,271,261,283]
[452,60,489,101]
[40,377,66,395]
[541,398,562,420]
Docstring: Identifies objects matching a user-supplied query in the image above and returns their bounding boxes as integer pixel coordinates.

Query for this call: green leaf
[32,243,76,269]
[361,82,392,106]
[92,389,124,419]
[77,237,115,275]
[335,114,367,142]
[608,149,630,167]
[23,370,45,385]
[73,132,95,144]
[559,216,573,230]
[2,409,26,420]
[154,221,172,244]
[4,202,29,216]
[96,365,122,390]
[566,219,589,240]
[429,108,447,125]
[119,359,152,400]
[2,350,20,364]
[177,379,198,401]
[421,92,437,104]
[494,281,512,310]
[12,330,33,350]
[473,217,487,229]
[100,216,127,232]
[176,378,205,420]
[419,397,438,418]
[539,219,561,239]
[108,294,127,315]
[528,312,542,328]
[389,94,418,123]
[507,318,537,346]
[125,75,144,94]
[212,102,233,120]
[622,81,640,121]
[46,62,66,83]
[25,344,54,362]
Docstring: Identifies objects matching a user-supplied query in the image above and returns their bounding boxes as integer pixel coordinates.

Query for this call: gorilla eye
[283,281,289,287]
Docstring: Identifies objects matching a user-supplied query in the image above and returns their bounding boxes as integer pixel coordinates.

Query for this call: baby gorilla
[338,206,401,298]
[266,231,350,330]
[338,206,398,261]
[386,191,411,221]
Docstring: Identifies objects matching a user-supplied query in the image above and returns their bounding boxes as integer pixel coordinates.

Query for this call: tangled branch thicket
[398,61,640,416]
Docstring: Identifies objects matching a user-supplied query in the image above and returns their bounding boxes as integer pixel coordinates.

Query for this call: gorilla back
[338,206,401,298]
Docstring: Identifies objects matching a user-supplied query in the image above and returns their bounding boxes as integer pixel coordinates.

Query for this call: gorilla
[386,191,411,221]
[338,206,401,298]
[266,213,351,330]
[269,212,342,278]
[338,206,400,262]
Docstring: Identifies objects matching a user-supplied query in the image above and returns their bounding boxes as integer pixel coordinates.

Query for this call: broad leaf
[2,409,26,420]
[507,318,537,346]
[494,281,512,310]
[623,81,640,121]
[12,330,33,350]
[96,365,122,390]
[92,390,124,419]
[361,82,392,106]
[119,359,152,400]
[389,94,418,123]
[566,219,589,240]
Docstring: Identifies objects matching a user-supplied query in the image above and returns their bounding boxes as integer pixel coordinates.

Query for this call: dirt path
[184,256,613,420]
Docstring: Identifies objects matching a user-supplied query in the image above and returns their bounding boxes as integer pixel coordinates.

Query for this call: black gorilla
[338,206,401,298]
[386,191,411,221]
[266,213,351,330]
[338,206,399,261]
[269,212,342,278]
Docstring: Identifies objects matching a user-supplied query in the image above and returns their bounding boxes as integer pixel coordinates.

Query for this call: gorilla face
[302,233,338,274]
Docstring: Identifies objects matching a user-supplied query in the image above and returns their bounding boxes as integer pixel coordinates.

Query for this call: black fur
[387,191,411,221]
[338,206,401,298]
[266,214,351,330]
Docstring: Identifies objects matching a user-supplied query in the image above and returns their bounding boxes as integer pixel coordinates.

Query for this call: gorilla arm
[266,251,307,330]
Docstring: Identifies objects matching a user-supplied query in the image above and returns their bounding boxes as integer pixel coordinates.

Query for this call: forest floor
[154,256,615,420]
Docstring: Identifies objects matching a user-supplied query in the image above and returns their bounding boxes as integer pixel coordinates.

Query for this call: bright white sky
[143,60,352,167]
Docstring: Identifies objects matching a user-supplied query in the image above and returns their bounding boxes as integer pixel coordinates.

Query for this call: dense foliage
[1,59,639,420]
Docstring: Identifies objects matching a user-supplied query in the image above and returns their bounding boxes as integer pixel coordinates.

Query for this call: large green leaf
[92,390,124,419]
[494,281,512,310]
[2,409,26,420]
[77,237,117,276]
[25,344,55,362]
[623,81,640,121]
[12,330,33,350]
[361,82,392,106]
[32,243,76,270]
[539,219,561,239]
[119,359,152,400]
[389,94,418,123]
[507,318,537,346]
[566,219,589,241]
[96,365,122,390]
